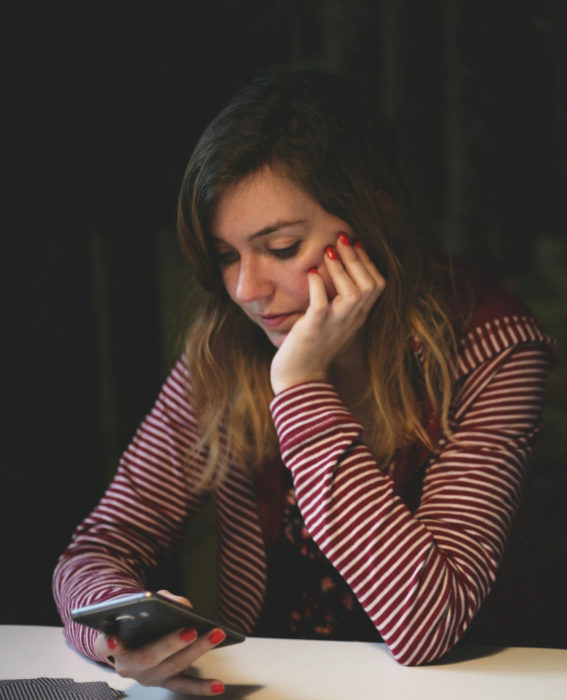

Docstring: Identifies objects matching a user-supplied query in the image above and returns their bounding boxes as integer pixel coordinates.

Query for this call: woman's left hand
[270,233,386,394]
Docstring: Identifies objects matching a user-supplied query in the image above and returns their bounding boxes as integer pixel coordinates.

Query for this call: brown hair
[177,72,458,489]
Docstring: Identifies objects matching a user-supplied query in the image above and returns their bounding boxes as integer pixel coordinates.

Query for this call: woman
[53,72,558,695]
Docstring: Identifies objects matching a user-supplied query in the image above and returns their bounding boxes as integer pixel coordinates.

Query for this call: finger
[337,240,387,318]
[163,675,225,696]
[323,245,371,309]
[130,628,227,686]
[323,244,357,291]
[94,633,122,666]
[306,266,330,317]
[326,239,386,331]
[353,241,387,291]
[116,626,199,677]
[336,233,384,293]
[156,589,193,608]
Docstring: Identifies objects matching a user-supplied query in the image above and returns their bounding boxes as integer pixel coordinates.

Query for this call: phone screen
[71,592,246,649]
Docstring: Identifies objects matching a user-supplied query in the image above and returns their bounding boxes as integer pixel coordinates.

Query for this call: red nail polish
[354,241,364,250]
[180,627,197,642]
[211,682,225,694]
[309,267,318,274]
[338,232,350,246]
[325,245,337,260]
[107,636,117,650]
[209,628,227,645]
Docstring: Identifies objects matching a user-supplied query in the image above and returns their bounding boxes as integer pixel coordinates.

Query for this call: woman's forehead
[210,168,318,241]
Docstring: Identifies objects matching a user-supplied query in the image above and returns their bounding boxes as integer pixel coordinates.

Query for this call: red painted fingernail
[211,682,225,694]
[338,232,350,246]
[354,241,364,250]
[180,627,197,642]
[309,267,318,274]
[107,636,117,650]
[325,245,337,260]
[209,628,227,645]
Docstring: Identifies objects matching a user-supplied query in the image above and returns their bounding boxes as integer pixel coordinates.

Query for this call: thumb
[156,589,193,608]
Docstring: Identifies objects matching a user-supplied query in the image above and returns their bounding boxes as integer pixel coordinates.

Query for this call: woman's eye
[215,250,239,266]
[270,241,301,260]
[215,241,300,265]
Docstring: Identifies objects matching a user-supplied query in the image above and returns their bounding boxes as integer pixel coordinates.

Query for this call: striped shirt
[53,284,559,666]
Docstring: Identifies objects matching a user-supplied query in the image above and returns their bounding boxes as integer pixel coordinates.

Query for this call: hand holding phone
[71,591,245,650]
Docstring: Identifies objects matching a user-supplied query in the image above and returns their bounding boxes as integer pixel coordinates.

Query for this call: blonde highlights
[184,297,277,489]
[178,72,461,488]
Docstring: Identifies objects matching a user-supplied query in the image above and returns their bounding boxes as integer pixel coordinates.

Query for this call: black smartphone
[70,592,246,650]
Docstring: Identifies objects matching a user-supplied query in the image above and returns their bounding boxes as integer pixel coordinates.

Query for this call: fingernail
[325,245,337,260]
[309,267,318,274]
[338,232,350,246]
[107,636,117,650]
[209,628,227,645]
[211,682,225,694]
[180,627,197,642]
[354,241,364,250]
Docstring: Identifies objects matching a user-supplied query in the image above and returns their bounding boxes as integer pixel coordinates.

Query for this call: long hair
[177,72,459,489]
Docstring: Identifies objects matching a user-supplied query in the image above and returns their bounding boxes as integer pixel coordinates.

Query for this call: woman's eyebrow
[249,219,306,240]
[212,219,306,244]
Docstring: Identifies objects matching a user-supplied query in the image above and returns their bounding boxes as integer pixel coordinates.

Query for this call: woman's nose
[234,258,274,303]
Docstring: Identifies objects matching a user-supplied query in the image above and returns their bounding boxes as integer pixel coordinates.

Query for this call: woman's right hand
[93,590,226,696]
[270,233,386,394]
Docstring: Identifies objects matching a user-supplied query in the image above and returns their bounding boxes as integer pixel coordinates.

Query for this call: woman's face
[210,166,353,347]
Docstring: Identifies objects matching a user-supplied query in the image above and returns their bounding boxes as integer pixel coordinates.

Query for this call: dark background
[3,1,566,648]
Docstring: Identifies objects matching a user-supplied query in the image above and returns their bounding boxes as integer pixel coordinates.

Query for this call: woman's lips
[258,312,300,328]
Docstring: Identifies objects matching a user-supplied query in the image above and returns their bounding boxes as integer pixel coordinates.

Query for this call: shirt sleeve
[52,356,207,662]
[269,341,553,665]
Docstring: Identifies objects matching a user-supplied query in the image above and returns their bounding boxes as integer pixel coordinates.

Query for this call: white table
[1,626,566,699]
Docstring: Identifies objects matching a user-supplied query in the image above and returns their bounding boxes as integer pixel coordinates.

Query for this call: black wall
[3,1,566,646]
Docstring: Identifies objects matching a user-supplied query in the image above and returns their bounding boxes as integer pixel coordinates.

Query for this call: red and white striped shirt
[53,282,558,666]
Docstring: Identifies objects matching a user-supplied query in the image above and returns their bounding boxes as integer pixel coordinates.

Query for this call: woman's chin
[264,328,289,348]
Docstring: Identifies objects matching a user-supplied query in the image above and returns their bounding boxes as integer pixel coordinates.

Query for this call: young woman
[53,72,558,695]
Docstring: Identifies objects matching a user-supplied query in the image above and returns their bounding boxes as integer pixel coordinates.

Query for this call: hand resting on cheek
[270,232,386,395]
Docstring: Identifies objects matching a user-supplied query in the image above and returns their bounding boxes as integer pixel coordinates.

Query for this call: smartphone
[71,591,246,650]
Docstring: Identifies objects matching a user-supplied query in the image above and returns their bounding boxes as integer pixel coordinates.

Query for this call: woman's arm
[53,356,208,662]
[270,341,552,665]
